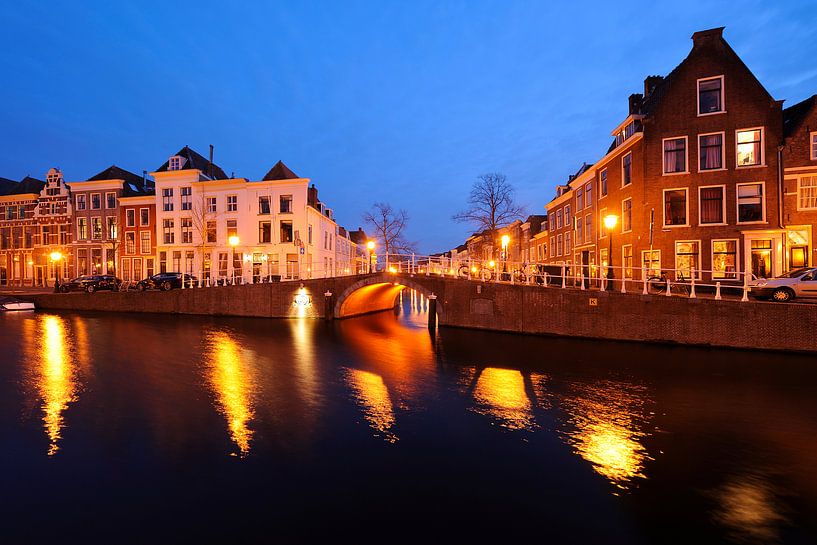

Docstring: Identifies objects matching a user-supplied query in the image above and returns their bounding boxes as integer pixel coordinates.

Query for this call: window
[125,232,136,254]
[227,219,238,239]
[555,211,562,229]
[699,186,725,224]
[91,193,101,210]
[622,153,632,186]
[699,133,724,170]
[576,216,583,244]
[180,187,192,210]
[712,240,737,279]
[564,205,571,227]
[698,76,724,115]
[218,253,228,277]
[622,245,633,279]
[106,192,116,209]
[206,220,217,243]
[663,137,687,174]
[576,188,583,210]
[163,219,175,244]
[126,209,136,227]
[736,128,763,167]
[5,206,15,220]
[259,196,270,214]
[227,195,237,212]
[737,183,765,223]
[259,221,272,243]
[550,237,555,258]
[107,217,117,239]
[556,234,563,256]
[642,250,661,278]
[564,232,571,254]
[675,241,700,279]
[76,194,86,210]
[173,251,181,272]
[92,217,103,239]
[77,218,88,240]
[280,195,293,213]
[663,189,688,226]
[140,208,150,226]
[159,251,167,273]
[308,224,313,245]
[18,206,26,219]
[140,231,151,254]
[600,169,608,197]
[162,188,174,212]
[206,197,217,213]
[797,176,817,210]
[811,132,817,160]
[169,156,185,171]
[599,208,608,238]
[181,218,193,243]
[622,199,632,232]
[585,182,592,207]
[584,215,592,241]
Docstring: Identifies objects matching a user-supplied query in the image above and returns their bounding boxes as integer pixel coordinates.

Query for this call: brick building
[118,190,157,282]
[0,176,45,285]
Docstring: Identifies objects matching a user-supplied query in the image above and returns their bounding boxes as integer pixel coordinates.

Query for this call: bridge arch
[333,274,445,320]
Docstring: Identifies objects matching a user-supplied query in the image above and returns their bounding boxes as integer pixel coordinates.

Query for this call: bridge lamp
[603,214,619,281]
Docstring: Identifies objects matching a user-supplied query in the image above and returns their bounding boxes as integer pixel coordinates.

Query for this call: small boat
[0,296,36,311]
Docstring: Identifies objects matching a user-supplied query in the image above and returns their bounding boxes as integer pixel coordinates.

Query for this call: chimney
[307,184,318,208]
[142,170,147,186]
[209,144,214,178]
[643,76,663,97]
[629,93,644,114]
[691,27,725,46]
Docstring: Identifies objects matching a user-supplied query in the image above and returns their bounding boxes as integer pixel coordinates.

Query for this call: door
[795,271,817,297]
[750,240,772,279]
[35,266,44,286]
[581,251,589,285]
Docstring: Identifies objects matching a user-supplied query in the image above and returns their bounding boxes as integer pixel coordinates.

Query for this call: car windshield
[777,268,814,279]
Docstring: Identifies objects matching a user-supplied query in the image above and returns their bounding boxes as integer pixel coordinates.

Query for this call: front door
[35,266,44,286]
[795,271,817,297]
[750,240,773,279]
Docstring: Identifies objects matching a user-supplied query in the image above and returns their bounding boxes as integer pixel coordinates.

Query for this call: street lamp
[366,240,375,273]
[603,214,619,281]
[50,251,63,292]
[228,235,240,284]
[500,234,510,279]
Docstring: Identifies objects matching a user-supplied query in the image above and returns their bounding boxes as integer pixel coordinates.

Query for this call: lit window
[663,137,687,173]
[698,76,724,115]
[798,176,817,210]
[140,232,151,254]
[622,245,633,279]
[699,186,724,224]
[699,133,723,170]
[642,250,660,278]
[675,241,700,279]
[125,232,136,254]
[663,189,688,226]
[736,129,763,167]
[712,240,737,279]
[92,217,103,239]
[77,218,88,240]
[737,183,765,223]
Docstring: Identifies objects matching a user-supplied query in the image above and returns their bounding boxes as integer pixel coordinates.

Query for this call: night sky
[2,1,816,252]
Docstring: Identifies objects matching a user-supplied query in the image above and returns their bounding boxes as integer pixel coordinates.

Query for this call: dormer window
[698,76,724,115]
[168,156,184,171]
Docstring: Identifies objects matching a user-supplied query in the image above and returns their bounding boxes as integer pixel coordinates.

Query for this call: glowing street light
[366,240,375,273]
[50,251,64,292]
[603,214,619,281]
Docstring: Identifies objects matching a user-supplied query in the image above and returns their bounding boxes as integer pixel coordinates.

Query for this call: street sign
[299,247,305,255]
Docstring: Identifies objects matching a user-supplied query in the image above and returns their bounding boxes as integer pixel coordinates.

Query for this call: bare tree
[190,193,216,281]
[452,173,525,237]
[363,202,416,258]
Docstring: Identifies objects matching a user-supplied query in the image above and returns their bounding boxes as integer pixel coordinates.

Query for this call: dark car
[59,274,122,293]
[136,272,198,291]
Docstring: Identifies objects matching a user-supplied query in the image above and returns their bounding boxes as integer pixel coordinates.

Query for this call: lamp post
[366,240,375,273]
[50,251,63,292]
[603,214,619,282]
[228,235,239,284]
[500,234,510,279]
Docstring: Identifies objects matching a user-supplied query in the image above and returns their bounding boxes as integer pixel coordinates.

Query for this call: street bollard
[621,277,627,294]
[561,265,566,288]
[544,272,549,287]
[642,267,648,295]
[666,278,672,297]
[689,268,696,298]
[600,273,606,292]
[715,282,722,300]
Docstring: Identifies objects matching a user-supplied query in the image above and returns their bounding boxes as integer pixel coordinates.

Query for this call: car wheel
[771,288,794,302]
[59,285,70,293]
[86,285,95,294]
[137,284,146,292]
[161,281,173,291]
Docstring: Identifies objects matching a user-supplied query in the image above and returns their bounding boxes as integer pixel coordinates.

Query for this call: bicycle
[647,271,690,295]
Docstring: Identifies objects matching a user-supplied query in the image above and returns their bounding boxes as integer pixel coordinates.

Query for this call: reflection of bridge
[24,270,817,352]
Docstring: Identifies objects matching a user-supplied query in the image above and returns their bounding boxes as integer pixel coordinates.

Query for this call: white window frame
[139,208,150,226]
[140,231,151,255]
[711,238,740,280]
[169,156,183,171]
[105,192,117,209]
[550,237,555,258]
[91,193,101,210]
[642,249,661,277]
[599,168,608,198]
[76,194,86,210]
[206,196,217,213]
[227,195,237,212]
[697,184,727,226]
[598,207,608,239]
[662,136,689,175]
[736,181,767,224]
[697,131,726,172]
[125,208,136,227]
[797,175,817,211]
[621,152,632,187]
[674,240,702,280]
[621,244,633,279]
[735,127,765,168]
[662,187,690,228]
[556,234,563,256]
[621,198,633,233]
[811,132,817,161]
[697,75,725,117]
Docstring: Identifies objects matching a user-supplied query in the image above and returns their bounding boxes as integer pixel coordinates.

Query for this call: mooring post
[324,290,334,320]
[428,293,437,330]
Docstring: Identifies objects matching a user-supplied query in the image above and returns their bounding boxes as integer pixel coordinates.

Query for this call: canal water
[1,291,816,544]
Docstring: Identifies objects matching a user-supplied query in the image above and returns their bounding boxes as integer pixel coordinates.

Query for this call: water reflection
[470,367,535,431]
[711,474,789,544]
[24,315,80,456]
[556,380,652,490]
[203,330,258,457]
[343,368,398,443]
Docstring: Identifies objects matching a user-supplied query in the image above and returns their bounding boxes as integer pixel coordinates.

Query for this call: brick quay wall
[18,273,817,353]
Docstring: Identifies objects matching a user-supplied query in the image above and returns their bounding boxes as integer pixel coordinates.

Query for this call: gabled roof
[262,160,299,181]
[87,165,144,185]
[2,176,46,196]
[349,228,369,244]
[0,177,16,195]
[155,146,228,180]
[783,95,817,138]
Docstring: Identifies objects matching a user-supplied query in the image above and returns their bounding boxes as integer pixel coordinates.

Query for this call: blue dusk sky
[2,1,816,252]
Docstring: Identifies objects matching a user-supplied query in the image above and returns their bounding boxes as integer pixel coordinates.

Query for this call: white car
[751,267,817,302]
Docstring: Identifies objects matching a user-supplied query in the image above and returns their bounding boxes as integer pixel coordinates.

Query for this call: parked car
[59,274,122,293]
[751,267,817,302]
[136,272,198,291]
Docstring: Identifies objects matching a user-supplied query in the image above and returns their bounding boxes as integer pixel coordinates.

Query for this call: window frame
[662,136,689,175]
[736,181,766,225]
[226,195,238,213]
[621,198,633,233]
[140,231,151,254]
[662,187,690,228]
[797,175,817,211]
[622,244,633,279]
[697,184,727,226]
[125,209,136,228]
[735,127,765,168]
[698,131,726,172]
[811,132,817,161]
[697,75,725,117]
[641,249,661,278]
[674,240,702,280]
[711,238,739,280]
[91,193,101,210]
[599,168,608,198]
[105,192,117,209]
[139,208,150,226]
[621,152,632,187]
[76,194,86,210]
[598,207,608,239]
